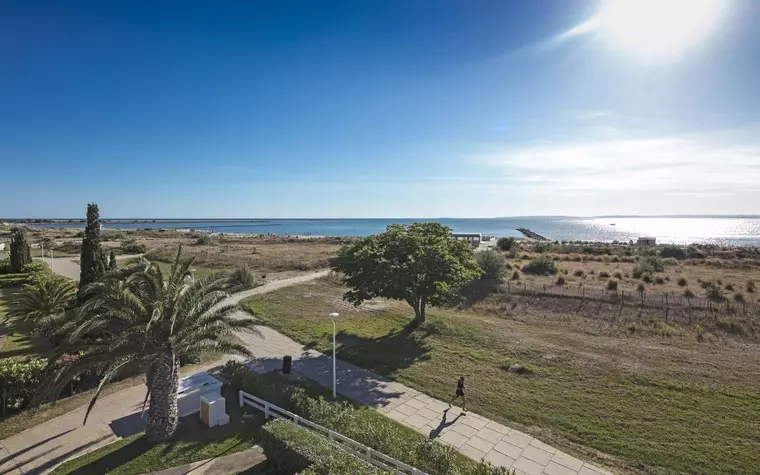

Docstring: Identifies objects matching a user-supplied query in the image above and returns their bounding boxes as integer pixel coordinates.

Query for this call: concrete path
[34,254,143,281]
[235,327,615,475]
[146,447,265,475]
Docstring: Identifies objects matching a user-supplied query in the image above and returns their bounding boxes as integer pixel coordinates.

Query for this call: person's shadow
[428,408,463,439]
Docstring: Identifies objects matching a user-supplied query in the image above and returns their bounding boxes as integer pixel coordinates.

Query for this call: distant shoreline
[2,215,760,223]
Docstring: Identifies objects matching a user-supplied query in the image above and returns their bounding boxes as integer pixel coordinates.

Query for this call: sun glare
[590,0,727,61]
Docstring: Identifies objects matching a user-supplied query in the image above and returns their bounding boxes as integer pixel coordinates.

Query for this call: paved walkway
[235,327,615,475]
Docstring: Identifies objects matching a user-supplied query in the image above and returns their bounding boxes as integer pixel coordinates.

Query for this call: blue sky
[2,0,759,218]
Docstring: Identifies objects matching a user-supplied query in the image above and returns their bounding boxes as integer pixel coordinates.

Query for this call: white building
[452,232,482,247]
[637,237,657,246]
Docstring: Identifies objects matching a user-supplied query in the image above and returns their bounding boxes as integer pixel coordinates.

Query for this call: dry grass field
[243,276,760,475]
[0,225,345,274]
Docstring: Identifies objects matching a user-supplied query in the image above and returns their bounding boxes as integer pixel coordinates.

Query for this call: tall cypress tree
[79,203,106,290]
[9,227,32,272]
[108,250,117,270]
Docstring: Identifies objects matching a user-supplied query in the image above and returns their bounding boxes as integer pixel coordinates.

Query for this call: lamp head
[328,312,339,319]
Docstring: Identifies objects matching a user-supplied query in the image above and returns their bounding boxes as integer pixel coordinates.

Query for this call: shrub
[613,271,623,279]
[521,256,557,275]
[476,250,506,280]
[228,265,257,290]
[705,283,724,302]
[660,245,688,259]
[511,270,520,280]
[684,288,695,298]
[589,269,595,275]
[642,274,653,284]
[725,283,734,291]
[607,279,618,290]
[654,276,665,285]
[696,323,705,342]
[563,269,569,274]
[748,280,757,293]
[533,242,550,253]
[0,260,12,275]
[717,279,723,286]
[496,237,517,252]
[120,239,146,254]
[677,277,688,287]
[260,419,379,475]
[734,292,745,302]
[573,269,584,277]
[611,255,620,263]
[470,462,516,475]
[599,271,610,278]
[195,234,214,246]
[637,283,646,293]
[556,276,565,286]
[0,358,48,416]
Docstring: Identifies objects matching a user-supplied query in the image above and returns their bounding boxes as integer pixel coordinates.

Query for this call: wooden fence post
[687,297,692,325]
[618,290,624,319]
[664,293,669,325]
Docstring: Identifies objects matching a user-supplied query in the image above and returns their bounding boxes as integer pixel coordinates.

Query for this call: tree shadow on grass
[333,323,432,377]
[457,279,501,309]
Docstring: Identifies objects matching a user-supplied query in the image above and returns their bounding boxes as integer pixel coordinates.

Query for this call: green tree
[9,228,32,273]
[8,274,77,343]
[79,203,106,291]
[108,251,117,271]
[331,223,481,324]
[39,247,257,442]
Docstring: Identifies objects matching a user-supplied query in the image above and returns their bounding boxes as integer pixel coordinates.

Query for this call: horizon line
[4,214,760,221]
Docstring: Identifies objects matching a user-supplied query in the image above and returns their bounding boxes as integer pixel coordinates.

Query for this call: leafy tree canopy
[331,223,481,323]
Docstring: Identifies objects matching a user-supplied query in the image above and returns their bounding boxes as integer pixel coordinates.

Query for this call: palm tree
[7,273,77,343]
[40,247,257,442]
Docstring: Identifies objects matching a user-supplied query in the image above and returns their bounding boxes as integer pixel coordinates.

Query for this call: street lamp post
[328,312,339,399]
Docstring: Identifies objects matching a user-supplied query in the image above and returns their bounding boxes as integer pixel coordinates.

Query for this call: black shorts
[455,389,464,397]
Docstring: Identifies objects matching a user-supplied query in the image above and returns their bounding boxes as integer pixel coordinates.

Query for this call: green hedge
[261,419,383,475]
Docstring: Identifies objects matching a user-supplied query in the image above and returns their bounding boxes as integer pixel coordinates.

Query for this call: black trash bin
[282,355,292,374]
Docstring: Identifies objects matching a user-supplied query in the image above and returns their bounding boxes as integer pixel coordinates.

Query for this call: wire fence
[499,280,760,326]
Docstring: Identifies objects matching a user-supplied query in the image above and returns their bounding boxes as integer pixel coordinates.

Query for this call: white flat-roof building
[452,232,482,247]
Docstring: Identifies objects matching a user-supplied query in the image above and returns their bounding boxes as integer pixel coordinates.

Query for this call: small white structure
[177,372,223,418]
[200,394,230,427]
[637,237,657,246]
[452,232,482,247]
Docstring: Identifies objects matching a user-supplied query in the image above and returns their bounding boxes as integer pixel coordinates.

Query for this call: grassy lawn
[49,390,267,475]
[243,278,760,475]
[0,287,55,359]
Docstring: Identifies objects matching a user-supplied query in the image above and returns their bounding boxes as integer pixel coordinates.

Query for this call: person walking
[448,375,467,413]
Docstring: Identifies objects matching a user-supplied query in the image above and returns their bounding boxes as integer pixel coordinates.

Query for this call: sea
[29,216,760,246]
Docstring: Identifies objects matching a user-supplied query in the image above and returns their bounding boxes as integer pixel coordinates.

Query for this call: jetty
[517,228,549,241]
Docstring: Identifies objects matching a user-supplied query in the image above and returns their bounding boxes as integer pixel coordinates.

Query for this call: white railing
[239,390,428,475]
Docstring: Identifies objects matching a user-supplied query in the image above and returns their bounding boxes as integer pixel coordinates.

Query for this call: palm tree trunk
[146,354,179,442]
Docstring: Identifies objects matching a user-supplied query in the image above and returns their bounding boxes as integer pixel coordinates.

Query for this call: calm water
[30,217,760,246]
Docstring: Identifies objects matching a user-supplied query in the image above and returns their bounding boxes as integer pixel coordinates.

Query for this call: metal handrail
[239,390,428,475]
